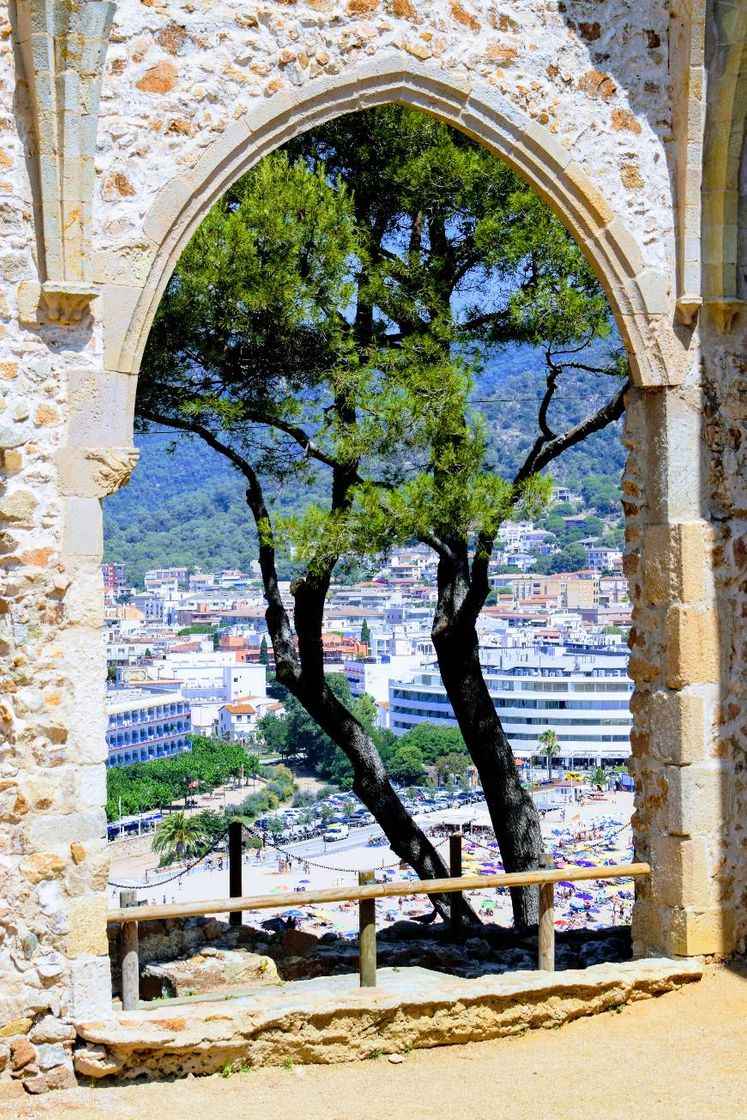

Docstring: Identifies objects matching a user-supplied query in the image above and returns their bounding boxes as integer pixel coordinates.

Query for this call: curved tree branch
[513,379,629,488]
[138,407,300,680]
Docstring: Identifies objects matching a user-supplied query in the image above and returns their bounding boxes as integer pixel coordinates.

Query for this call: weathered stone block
[666,763,725,838]
[644,522,707,605]
[16,280,42,324]
[23,1062,77,1093]
[55,446,139,500]
[10,1036,36,1069]
[29,1017,76,1044]
[665,605,720,688]
[73,1043,123,1078]
[667,906,736,957]
[649,689,707,765]
[0,489,38,527]
[62,497,103,561]
[67,367,138,447]
[67,895,109,957]
[142,176,193,247]
[0,1019,32,1039]
[29,810,105,849]
[35,1042,67,1070]
[650,834,713,909]
[101,284,149,373]
[70,957,112,1021]
[77,764,107,810]
[20,853,66,885]
[563,160,615,227]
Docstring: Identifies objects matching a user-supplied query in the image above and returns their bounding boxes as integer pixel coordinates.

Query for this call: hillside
[103,346,626,584]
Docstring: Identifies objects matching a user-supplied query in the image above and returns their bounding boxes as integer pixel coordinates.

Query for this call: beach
[108,790,636,936]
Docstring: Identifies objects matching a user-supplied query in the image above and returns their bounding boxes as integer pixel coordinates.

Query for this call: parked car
[323,823,350,842]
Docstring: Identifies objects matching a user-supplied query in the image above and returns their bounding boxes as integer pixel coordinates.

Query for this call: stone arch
[101,54,681,396]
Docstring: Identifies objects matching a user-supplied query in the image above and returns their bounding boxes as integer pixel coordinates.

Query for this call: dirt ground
[5,962,745,1120]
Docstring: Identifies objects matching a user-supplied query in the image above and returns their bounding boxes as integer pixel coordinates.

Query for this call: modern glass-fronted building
[106,689,192,767]
[389,644,632,767]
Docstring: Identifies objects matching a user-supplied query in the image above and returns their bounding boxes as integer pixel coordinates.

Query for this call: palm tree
[152,811,207,865]
[537,730,560,781]
[590,765,608,791]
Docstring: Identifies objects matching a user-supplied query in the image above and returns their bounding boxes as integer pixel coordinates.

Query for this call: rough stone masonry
[0,0,743,1095]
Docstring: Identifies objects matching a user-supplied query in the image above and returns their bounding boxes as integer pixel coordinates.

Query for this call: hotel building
[389,644,632,767]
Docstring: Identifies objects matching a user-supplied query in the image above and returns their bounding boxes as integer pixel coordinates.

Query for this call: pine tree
[259,634,269,665]
[137,107,626,924]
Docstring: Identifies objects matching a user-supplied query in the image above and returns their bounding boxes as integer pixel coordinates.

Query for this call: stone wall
[0,0,743,1095]
[703,311,747,954]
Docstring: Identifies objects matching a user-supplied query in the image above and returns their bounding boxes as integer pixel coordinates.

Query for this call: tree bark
[432,550,543,926]
[281,571,479,924]
[281,662,468,921]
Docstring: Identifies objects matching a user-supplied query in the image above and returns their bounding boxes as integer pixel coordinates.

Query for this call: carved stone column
[13,0,116,323]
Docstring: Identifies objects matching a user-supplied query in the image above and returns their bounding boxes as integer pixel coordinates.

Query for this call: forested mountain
[103,345,626,584]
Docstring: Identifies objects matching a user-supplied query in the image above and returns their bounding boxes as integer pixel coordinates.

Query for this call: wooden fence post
[538,852,555,972]
[449,832,463,938]
[228,820,243,927]
[358,870,377,988]
[119,889,140,1011]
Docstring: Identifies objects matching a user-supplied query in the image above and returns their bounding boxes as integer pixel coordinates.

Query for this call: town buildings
[106,689,192,767]
[101,536,633,769]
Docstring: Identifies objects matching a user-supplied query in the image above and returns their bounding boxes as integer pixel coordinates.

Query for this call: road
[278,823,383,861]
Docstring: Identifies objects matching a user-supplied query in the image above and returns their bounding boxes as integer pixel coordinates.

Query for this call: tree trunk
[266,573,481,926]
[284,671,477,922]
[432,559,543,926]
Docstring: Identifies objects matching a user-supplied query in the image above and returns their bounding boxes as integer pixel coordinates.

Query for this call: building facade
[390,645,633,767]
[101,562,125,592]
[144,566,189,591]
[105,689,192,767]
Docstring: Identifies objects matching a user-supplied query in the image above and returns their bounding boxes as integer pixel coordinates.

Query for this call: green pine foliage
[105,107,626,584]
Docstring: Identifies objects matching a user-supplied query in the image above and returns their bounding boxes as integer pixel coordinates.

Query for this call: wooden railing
[108,855,650,1010]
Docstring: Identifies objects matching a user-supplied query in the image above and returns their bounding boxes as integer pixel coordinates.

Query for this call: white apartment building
[130,593,164,623]
[189,571,216,592]
[389,644,633,767]
[217,696,284,741]
[145,654,267,698]
[141,655,268,737]
[144,566,189,591]
[584,545,624,571]
[106,689,192,767]
[344,653,423,704]
[218,569,247,587]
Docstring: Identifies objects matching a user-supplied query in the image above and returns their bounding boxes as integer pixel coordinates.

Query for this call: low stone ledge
[74,958,702,1081]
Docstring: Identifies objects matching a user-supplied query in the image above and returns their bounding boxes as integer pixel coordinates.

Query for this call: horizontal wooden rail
[113,859,649,1007]
[108,862,649,924]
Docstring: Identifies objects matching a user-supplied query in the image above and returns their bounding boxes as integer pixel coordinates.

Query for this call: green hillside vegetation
[104,353,624,584]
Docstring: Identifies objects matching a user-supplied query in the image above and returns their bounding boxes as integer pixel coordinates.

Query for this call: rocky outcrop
[142,947,279,999]
[73,959,703,1081]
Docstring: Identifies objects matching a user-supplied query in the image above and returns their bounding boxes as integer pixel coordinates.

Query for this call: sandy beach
[108,791,636,936]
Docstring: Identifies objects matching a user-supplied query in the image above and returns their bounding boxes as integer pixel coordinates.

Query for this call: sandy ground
[4,962,744,1120]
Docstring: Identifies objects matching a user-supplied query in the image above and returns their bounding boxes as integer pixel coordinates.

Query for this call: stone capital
[56,446,139,499]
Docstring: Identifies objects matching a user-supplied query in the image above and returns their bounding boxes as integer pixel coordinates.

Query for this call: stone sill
[74,959,702,1081]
